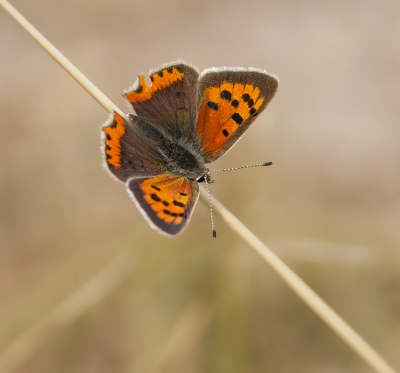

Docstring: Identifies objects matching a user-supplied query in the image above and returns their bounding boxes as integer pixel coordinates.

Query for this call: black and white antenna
[209,161,272,173]
[203,175,217,238]
[203,161,273,238]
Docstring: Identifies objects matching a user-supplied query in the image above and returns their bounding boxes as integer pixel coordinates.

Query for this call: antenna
[204,176,217,238]
[209,161,272,173]
[203,161,273,238]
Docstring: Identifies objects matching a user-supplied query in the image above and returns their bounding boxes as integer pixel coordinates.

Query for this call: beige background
[1,0,400,372]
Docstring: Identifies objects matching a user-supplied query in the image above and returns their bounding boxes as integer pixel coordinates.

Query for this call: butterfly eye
[196,176,205,183]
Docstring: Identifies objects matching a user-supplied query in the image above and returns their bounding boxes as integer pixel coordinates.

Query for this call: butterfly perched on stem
[102,61,278,237]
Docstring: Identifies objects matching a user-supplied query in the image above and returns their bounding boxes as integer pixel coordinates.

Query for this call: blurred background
[1,0,399,372]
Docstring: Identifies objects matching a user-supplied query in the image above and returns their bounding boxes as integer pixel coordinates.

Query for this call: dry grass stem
[0,1,397,372]
[0,0,123,116]
[200,189,397,373]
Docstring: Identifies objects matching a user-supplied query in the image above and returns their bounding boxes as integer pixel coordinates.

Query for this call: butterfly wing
[103,112,199,236]
[102,112,166,182]
[126,174,199,237]
[124,61,200,140]
[195,67,278,163]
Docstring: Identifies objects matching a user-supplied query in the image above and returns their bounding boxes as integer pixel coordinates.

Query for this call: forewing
[195,68,278,163]
[124,61,199,140]
[126,174,199,236]
[101,112,165,182]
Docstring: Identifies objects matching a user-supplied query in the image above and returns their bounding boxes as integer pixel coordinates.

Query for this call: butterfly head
[196,171,214,184]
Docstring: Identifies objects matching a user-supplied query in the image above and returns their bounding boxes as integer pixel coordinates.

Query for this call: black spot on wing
[220,90,232,101]
[173,200,185,207]
[150,194,161,202]
[231,113,243,125]
[242,93,250,102]
[207,101,218,110]
[231,100,239,108]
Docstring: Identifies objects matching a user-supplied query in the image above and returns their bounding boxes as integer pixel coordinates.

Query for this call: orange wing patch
[196,82,264,153]
[125,67,184,103]
[140,174,192,225]
[103,112,126,168]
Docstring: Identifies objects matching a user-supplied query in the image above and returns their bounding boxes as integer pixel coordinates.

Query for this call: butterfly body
[127,113,208,181]
[102,61,278,236]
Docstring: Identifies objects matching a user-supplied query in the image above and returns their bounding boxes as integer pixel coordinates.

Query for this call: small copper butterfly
[102,61,278,237]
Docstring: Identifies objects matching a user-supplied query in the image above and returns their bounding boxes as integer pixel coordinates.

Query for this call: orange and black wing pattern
[102,112,165,182]
[195,68,278,163]
[124,62,199,139]
[126,174,199,236]
[102,62,279,237]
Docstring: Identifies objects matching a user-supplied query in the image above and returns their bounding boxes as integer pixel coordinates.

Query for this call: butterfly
[101,61,278,237]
